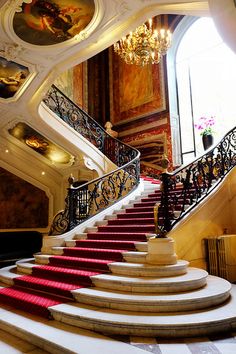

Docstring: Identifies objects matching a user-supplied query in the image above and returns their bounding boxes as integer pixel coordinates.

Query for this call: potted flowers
[194,116,215,150]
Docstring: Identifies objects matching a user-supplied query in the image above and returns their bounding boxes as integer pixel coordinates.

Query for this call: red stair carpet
[0,176,161,318]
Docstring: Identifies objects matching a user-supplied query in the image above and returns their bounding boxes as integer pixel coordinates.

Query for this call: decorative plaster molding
[117,1,131,14]
[83,157,96,171]
[74,30,90,43]
[5,0,32,13]
[0,41,24,60]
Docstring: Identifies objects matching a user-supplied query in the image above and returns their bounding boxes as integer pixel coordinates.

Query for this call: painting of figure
[0,57,29,99]
[13,0,95,45]
[9,122,75,165]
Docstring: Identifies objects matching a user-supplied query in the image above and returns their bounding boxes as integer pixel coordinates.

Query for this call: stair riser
[107,219,154,225]
[125,208,154,213]
[97,226,156,232]
[14,279,75,299]
[74,241,136,250]
[117,213,154,219]
[50,308,236,338]
[86,233,147,241]
[90,278,207,293]
[72,292,230,313]
[62,249,124,262]
[108,266,187,277]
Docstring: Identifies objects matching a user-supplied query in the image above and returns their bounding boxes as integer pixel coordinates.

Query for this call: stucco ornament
[5,0,32,13]
[0,42,24,61]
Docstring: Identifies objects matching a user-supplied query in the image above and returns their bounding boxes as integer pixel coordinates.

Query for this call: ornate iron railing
[43,85,140,235]
[43,85,137,167]
[158,127,236,233]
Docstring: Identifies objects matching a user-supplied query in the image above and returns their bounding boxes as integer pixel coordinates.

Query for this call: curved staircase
[0,177,236,341]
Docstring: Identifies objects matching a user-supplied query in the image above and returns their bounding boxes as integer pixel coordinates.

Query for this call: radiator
[205,235,236,283]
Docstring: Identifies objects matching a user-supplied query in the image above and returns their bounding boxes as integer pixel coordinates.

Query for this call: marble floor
[1,328,236,354]
[117,333,236,354]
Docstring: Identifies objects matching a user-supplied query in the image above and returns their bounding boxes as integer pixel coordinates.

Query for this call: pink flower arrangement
[194,116,215,136]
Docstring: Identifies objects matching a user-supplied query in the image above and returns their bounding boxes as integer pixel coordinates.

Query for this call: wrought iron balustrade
[157,127,236,233]
[43,85,136,167]
[43,85,140,235]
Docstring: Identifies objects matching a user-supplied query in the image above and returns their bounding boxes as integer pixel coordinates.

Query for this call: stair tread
[72,275,231,303]
[0,306,145,354]
[109,259,189,275]
[109,259,188,269]
[54,247,130,253]
[91,267,208,286]
[35,254,114,264]
[15,275,85,289]
[18,262,102,275]
[50,284,236,326]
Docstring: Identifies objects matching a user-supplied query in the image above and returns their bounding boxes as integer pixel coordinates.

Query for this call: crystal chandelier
[114,19,172,66]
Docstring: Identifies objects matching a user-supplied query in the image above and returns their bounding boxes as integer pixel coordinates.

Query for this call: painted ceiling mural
[13,0,95,46]
[9,122,75,165]
[0,57,29,99]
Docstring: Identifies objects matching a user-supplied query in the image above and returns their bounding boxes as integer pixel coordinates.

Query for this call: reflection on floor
[1,329,236,354]
[113,333,236,354]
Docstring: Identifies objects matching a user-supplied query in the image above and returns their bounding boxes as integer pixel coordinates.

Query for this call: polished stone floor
[1,329,236,353]
[112,333,236,354]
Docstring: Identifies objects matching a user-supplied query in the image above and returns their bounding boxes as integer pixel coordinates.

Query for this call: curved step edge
[90,268,208,293]
[49,284,236,338]
[109,260,189,277]
[71,275,231,312]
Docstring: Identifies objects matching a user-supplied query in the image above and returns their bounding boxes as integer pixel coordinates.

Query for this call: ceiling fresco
[0,57,29,99]
[13,0,95,46]
[9,122,75,165]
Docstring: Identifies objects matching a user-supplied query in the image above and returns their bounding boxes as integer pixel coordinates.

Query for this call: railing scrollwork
[43,85,140,235]
[157,127,236,233]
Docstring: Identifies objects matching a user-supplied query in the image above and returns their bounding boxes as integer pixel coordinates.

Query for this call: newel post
[67,174,77,232]
[160,155,172,233]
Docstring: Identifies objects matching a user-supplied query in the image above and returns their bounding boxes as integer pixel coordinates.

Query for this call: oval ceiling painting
[13,0,95,46]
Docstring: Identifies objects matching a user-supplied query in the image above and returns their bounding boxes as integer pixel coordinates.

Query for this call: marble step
[90,268,208,293]
[0,265,21,285]
[1,260,188,286]
[71,276,231,312]
[74,233,88,240]
[1,265,227,314]
[0,307,146,354]
[49,284,236,337]
[122,251,147,263]
[15,261,207,293]
[108,259,189,277]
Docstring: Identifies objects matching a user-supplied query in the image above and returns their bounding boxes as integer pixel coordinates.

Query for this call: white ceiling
[6,0,236,185]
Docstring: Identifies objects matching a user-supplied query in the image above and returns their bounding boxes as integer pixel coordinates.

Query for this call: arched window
[168,16,236,166]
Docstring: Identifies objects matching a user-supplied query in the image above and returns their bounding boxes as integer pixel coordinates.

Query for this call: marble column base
[146,235,177,265]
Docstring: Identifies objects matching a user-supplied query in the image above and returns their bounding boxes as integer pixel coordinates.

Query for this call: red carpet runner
[0,177,161,318]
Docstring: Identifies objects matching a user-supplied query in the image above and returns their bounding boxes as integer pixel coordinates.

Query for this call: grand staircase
[0,176,236,346]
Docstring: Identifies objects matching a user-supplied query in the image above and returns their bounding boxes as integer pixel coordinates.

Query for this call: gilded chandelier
[114,19,172,66]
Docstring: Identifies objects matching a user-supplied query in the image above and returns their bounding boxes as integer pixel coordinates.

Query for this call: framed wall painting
[0,56,30,99]
[109,48,166,126]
